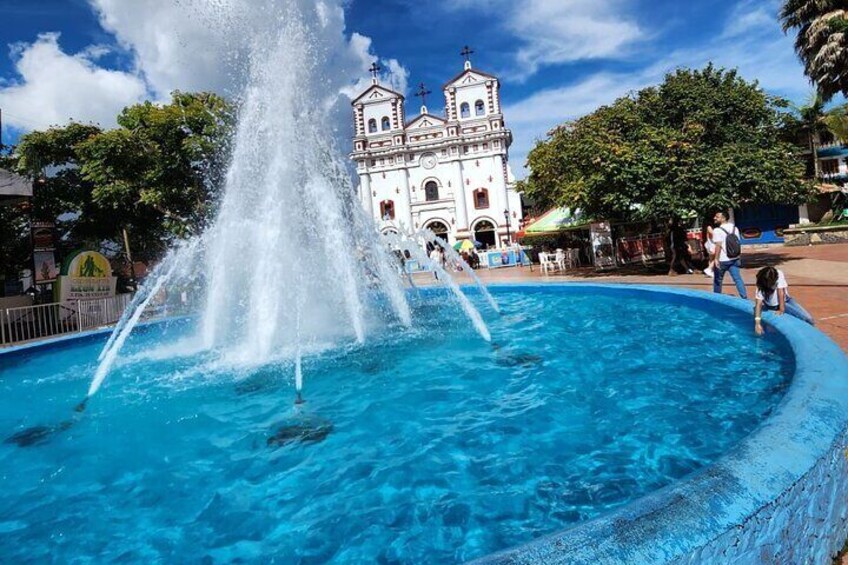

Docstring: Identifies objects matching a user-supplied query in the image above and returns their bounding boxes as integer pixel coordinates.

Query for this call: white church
[350,50,523,249]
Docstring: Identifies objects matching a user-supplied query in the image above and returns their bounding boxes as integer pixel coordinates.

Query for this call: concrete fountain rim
[3,283,847,563]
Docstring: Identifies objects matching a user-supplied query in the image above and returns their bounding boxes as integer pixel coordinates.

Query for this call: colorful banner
[616,233,667,265]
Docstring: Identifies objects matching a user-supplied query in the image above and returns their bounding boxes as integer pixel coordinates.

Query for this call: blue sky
[0,0,814,175]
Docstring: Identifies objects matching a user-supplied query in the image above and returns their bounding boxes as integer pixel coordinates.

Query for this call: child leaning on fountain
[753,266,815,335]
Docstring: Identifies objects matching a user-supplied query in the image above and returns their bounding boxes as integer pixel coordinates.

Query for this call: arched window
[368,119,377,133]
[474,188,489,209]
[427,221,450,242]
[473,220,496,249]
[381,116,391,131]
[380,200,395,220]
[424,180,439,201]
[475,100,485,116]
[460,102,470,119]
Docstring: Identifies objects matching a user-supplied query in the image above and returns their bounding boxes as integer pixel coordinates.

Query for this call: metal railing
[0,293,134,348]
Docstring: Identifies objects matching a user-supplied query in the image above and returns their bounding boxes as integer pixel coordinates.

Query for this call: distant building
[350,54,522,248]
[731,136,847,244]
[817,139,848,182]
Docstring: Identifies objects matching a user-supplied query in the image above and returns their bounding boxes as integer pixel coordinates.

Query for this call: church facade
[350,57,523,248]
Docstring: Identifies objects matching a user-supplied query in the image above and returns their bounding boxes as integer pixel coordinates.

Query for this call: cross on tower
[415,82,432,108]
[368,62,382,82]
[461,45,474,63]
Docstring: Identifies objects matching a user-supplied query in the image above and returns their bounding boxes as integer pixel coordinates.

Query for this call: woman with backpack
[754,266,815,334]
[711,211,747,299]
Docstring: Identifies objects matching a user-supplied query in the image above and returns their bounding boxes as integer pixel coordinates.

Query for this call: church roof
[442,67,498,89]
[405,113,446,129]
[351,83,404,105]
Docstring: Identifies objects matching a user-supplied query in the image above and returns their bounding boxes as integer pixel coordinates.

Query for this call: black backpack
[719,226,741,259]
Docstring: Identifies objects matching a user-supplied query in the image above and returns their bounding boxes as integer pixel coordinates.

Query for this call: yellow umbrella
[455,239,476,252]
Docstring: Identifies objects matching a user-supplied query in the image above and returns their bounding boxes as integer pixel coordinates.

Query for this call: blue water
[0,286,793,563]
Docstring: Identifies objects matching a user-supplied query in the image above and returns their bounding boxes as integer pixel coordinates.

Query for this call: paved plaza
[416,243,848,351]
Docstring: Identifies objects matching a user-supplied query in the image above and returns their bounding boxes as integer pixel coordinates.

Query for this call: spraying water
[90,239,200,396]
[416,229,500,314]
[88,2,492,397]
[384,233,491,342]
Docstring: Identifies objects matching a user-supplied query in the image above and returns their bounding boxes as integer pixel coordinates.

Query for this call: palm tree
[823,104,848,140]
[794,93,830,177]
[781,0,848,101]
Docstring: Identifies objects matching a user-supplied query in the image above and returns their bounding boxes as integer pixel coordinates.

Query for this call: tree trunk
[810,133,821,178]
[122,227,137,288]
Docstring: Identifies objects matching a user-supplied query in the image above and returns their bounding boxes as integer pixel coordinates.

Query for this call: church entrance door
[474,220,496,249]
[426,221,450,244]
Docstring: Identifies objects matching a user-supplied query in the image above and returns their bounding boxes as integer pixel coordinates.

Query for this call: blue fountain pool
[0,285,794,563]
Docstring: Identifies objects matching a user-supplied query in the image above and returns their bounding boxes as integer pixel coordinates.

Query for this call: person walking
[711,211,747,299]
[667,218,694,275]
[753,266,815,334]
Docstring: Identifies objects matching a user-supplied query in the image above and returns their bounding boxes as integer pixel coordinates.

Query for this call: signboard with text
[55,250,117,302]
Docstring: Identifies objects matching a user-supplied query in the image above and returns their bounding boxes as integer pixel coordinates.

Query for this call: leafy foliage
[11,92,233,264]
[518,66,815,222]
[780,1,848,101]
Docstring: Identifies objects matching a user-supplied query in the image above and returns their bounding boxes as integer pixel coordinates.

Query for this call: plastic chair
[555,249,567,271]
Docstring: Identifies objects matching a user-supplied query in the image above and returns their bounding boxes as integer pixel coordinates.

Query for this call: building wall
[351,67,522,248]
[362,100,396,135]
[454,84,489,120]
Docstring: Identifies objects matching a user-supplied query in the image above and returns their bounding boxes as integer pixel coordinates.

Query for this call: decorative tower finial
[415,82,432,115]
[368,62,382,85]
[461,45,474,70]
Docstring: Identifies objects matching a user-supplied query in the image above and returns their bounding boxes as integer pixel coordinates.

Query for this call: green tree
[15,122,116,255]
[518,66,815,222]
[822,104,848,142]
[78,91,233,245]
[781,1,848,101]
[13,92,233,263]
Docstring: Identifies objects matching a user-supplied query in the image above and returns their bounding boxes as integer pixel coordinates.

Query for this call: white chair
[555,249,567,271]
[539,252,559,274]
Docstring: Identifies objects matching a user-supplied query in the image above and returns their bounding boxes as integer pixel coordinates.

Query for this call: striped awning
[524,207,586,234]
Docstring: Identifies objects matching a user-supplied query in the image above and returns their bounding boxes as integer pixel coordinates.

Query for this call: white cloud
[0,0,407,141]
[0,33,148,131]
[340,32,410,100]
[504,0,809,177]
[450,0,645,80]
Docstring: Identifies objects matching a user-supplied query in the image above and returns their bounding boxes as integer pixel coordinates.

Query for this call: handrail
[0,293,134,348]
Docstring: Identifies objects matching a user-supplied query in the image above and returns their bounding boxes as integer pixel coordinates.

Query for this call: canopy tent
[0,169,32,206]
[522,207,587,235]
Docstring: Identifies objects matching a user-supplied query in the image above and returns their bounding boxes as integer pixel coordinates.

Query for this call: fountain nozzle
[294,391,305,405]
[74,398,89,413]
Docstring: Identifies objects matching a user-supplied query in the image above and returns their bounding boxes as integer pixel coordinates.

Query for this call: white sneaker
[703,268,714,278]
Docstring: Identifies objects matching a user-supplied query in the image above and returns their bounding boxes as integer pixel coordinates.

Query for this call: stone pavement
[415,243,848,351]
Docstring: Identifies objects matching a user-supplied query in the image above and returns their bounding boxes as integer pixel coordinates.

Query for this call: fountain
[86,3,489,402]
[3,3,835,563]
